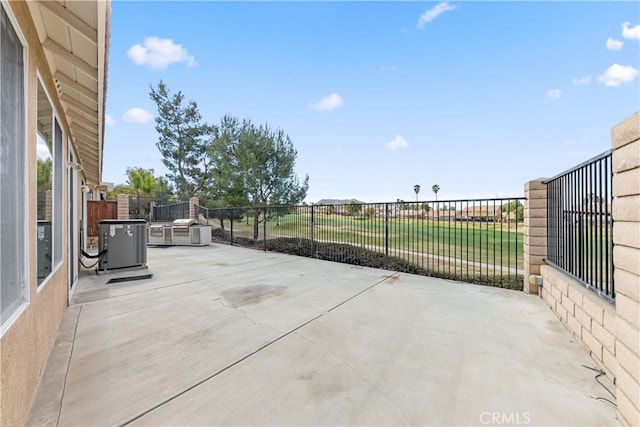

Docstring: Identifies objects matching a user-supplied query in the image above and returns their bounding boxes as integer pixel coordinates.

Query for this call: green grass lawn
[224,212,524,269]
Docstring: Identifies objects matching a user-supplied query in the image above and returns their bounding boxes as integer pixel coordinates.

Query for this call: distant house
[462,205,502,222]
[0,2,110,425]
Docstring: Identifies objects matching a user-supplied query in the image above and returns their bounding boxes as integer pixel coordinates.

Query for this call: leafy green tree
[149,80,214,199]
[106,184,135,199]
[106,167,174,200]
[154,176,175,201]
[213,116,309,239]
[346,199,362,216]
[208,114,249,206]
[37,158,52,191]
[502,200,524,222]
[125,167,157,195]
[326,205,335,215]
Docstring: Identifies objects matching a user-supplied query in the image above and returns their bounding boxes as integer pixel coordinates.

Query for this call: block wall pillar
[611,112,640,427]
[189,197,199,220]
[117,194,129,220]
[523,179,548,294]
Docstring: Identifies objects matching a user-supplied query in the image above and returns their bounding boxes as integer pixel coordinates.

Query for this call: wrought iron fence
[198,198,525,289]
[153,201,189,222]
[129,195,184,221]
[545,150,614,301]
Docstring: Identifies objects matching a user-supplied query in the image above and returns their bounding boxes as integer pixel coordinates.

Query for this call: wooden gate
[87,200,117,241]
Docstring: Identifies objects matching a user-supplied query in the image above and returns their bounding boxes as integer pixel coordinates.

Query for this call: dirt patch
[221,285,287,308]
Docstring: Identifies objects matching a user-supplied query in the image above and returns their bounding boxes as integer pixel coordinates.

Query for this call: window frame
[35,74,64,291]
[35,74,54,288]
[0,0,29,334]
[52,114,64,270]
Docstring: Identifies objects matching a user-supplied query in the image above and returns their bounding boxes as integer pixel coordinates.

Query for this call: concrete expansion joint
[57,304,83,427]
[293,331,410,425]
[216,298,283,335]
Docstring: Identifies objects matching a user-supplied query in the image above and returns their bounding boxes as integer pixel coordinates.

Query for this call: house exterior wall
[0,2,82,425]
[524,112,640,427]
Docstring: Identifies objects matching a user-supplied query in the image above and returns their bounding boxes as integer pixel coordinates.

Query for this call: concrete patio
[27,243,618,426]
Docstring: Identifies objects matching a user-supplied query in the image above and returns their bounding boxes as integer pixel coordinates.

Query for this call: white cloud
[123,108,153,124]
[105,114,115,126]
[622,22,640,40]
[572,75,591,86]
[127,36,196,69]
[605,38,623,50]
[380,65,398,72]
[546,89,561,100]
[310,93,344,111]
[598,63,639,87]
[385,135,409,151]
[417,2,457,29]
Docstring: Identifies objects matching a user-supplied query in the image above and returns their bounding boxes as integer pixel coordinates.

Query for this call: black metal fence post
[385,203,389,267]
[263,208,267,251]
[310,204,315,258]
[230,210,234,246]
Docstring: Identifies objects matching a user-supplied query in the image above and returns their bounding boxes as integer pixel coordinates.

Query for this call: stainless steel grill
[147,219,210,246]
[172,219,196,237]
[172,218,197,228]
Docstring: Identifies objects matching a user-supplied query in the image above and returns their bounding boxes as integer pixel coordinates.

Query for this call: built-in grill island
[147,219,211,246]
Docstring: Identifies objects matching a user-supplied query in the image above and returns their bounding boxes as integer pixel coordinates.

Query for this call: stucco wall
[0,2,73,426]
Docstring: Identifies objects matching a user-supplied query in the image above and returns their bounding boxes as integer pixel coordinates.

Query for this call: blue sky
[103,1,639,203]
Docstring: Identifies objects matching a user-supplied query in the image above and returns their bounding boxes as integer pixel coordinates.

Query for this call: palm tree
[413,184,421,202]
[432,184,440,201]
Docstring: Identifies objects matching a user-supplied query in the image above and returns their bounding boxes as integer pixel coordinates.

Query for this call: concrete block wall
[611,112,639,427]
[524,112,639,427]
[539,264,617,379]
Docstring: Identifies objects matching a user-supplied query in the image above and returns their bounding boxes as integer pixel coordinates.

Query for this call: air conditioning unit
[98,219,147,272]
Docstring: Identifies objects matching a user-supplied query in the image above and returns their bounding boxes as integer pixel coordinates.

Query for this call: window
[53,118,63,267]
[36,80,53,285]
[36,76,63,287]
[1,3,27,326]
